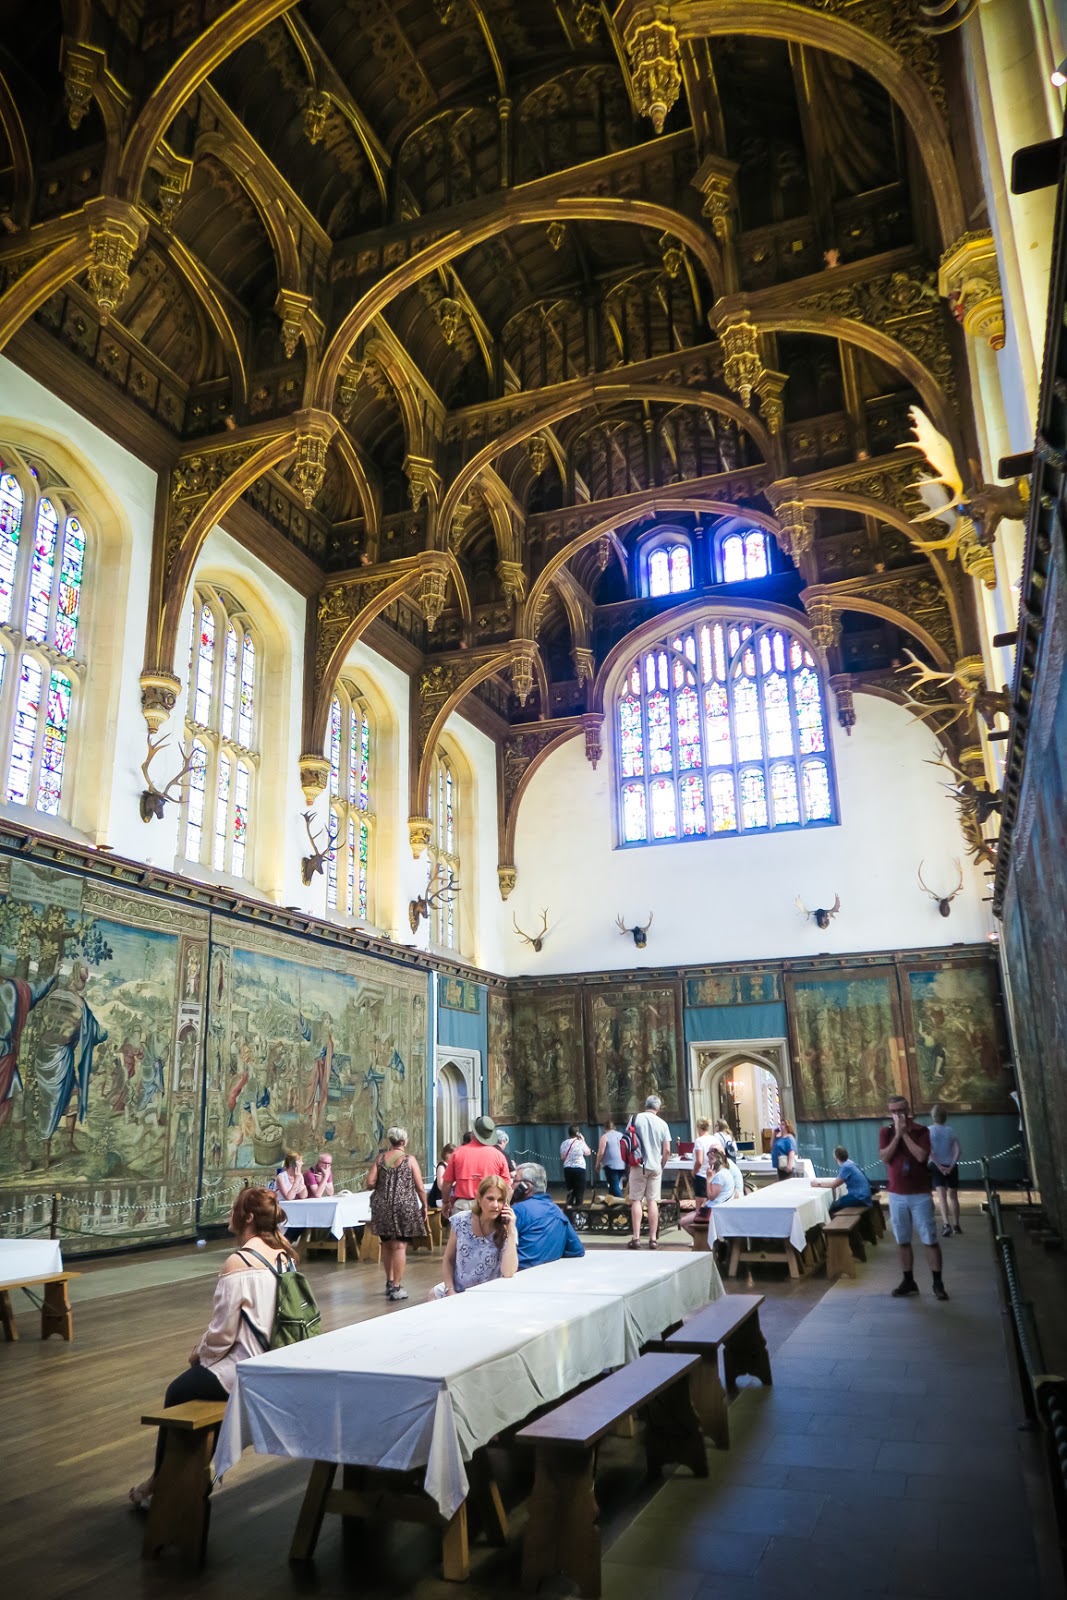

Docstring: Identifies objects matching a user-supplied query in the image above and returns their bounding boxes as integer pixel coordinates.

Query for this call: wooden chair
[823,1211,869,1278]
[0,1269,80,1342]
[647,1293,771,1449]
[517,1352,704,1598]
[140,1399,228,1568]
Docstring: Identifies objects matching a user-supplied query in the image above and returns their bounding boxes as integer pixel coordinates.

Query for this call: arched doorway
[689,1039,794,1150]
[433,1046,480,1155]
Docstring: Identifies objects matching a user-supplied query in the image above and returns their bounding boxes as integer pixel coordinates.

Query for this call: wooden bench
[0,1269,80,1342]
[140,1399,228,1567]
[824,1211,869,1278]
[647,1293,771,1448]
[517,1352,705,1598]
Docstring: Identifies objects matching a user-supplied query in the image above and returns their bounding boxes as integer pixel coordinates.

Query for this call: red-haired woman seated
[129,1186,294,1510]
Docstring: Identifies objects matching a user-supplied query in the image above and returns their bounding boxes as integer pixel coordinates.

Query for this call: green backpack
[238,1247,321,1350]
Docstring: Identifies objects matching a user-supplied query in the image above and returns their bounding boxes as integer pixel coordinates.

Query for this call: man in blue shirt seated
[512,1161,585,1269]
[811,1145,873,1215]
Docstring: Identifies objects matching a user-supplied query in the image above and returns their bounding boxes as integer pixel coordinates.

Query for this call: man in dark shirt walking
[879,1094,948,1301]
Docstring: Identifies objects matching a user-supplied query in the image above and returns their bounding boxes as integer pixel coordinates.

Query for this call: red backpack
[619,1118,645,1168]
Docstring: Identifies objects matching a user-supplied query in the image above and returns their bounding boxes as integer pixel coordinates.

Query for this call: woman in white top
[129,1186,293,1511]
[560,1124,592,1208]
[691,1118,716,1198]
[276,1150,308,1200]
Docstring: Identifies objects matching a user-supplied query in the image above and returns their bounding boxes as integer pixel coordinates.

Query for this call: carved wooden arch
[799,486,969,661]
[474,472,520,567]
[364,337,430,461]
[550,567,592,656]
[590,593,831,718]
[817,594,952,671]
[0,70,33,226]
[332,425,383,536]
[317,194,726,405]
[146,422,300,675]
[118,0,302,201]
[439,381,775,544]
[165,234,249,410]
[521,488,781,631]
[191,131,303,293]
[411,649,515,814]
[500,723,585,868]
[0,199,147,357]
[672,0,965,246]
[308,566,423,753]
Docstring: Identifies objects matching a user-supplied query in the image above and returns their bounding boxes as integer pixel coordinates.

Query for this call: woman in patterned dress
[368,1125,428,1301]
[434,1174,518,1296]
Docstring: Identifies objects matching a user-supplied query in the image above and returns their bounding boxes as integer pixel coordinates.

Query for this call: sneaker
[941,1224,952,1238]
[932,1281,950,1302]
[953,1224,963,1234]
[891,1277,920,1297]
[387,1285,409,1301]
[385,1280,396,1295]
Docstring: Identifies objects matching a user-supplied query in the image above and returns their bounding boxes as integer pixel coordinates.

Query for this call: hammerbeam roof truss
[0,0,999,864]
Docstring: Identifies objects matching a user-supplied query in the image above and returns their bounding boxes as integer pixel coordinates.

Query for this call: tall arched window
[720,527,769,583]
[615,615,836,845]
[642,533,694,598]
[325,679,375,921]
[179,585,259,879]
[0,446,87,818]
[428,747,461,950]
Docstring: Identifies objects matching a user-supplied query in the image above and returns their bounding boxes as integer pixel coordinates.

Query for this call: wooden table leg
[689,1356,729,1448]
[787,1244,803,1279]
[289,1460,338,1562]
[522,1444,600,1598]
[440,1501,469,1582]
[336,1230,347,1264]
[467,1447,508,1546]
[644,1374,708,1480]
[0,1289,17,1341]
[727,1239,742,1278]
[41,1277,73,1341]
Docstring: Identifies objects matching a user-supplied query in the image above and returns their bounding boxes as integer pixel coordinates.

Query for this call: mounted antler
[795,894,841,931]
[513,909,549,953]
[896,651,1010,732]
[616,912,653,949]
[140,734,198,822]
[918,859,964,918]
[925,753,1001,867]
[898,406,1029,557]
[409,864,460,935]
[301,809,339,886]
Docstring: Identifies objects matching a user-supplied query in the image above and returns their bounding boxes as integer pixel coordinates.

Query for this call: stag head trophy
[616,913,653,949]
[301,810,338,886]
[513,909,549,953]
[918,859,964,918]
[796,894,841,931]
[409,863,460,935]
[140,734,198,822]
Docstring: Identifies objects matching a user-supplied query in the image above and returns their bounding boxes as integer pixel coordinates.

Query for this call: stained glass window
[646,538,694,597]
[6,655,41,805]
[429,746,461,950]
[721,528,770,583]
[179,586,259,881]
[0,471,22,626]
[26,498,58,643]
[616,615,836,845]
[325,680,375,920]
[37,670,71,815]
[53,517,85,657]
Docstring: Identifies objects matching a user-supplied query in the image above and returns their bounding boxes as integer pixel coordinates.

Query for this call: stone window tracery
[180,585,259,880]
[325,680,374,922]
[642,531,695,598]
[429,747,461,951]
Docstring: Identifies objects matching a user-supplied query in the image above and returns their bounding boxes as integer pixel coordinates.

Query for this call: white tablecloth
[277,1192,371,1239]
[703,1177,832,1251]
[215,1289,631,1518]
[0,1238,63,1282]
[467,1251,721,1356]
[663,1156,816,1180]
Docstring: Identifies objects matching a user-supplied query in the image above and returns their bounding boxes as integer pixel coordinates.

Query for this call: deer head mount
[301,809,338,886]
[140,734,198,822]
[925,753,1002,866]
[918,859,964,918]
[513,909,549,953]
[409,863,460,935]
[795,894,841,931]
[616,913,653,949]
[898,406,1029,554]
[895,650,1010,732]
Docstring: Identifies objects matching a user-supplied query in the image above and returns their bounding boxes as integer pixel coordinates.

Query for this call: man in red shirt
[441,1114,511,1215]
[879,1094,947,1301]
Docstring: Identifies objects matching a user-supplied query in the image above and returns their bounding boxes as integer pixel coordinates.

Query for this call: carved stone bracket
[938,230,1005,352]
[497,560,526,607]
[581,711,604,768]
[767,479,815,565]
[828,673,856,734]
[408,815,433,860]
[510,640,538,707]
[497,865,517,901]
[299,754,331,807]
[623,10,682,134]
[139,671,182,734]
[405,455,441,512]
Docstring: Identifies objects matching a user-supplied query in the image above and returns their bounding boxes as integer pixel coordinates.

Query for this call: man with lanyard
[879,1094,948,1301]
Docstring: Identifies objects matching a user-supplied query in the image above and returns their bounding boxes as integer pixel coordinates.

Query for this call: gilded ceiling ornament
[754,369,787,436]
[659,233,685,280]
[546,221,568,252]
[691,155,739,246]
[510,642,537,707]
[337,360,365,423]
[526,434,549,476]
[156,169,190,233]
[623,14,682,135]
[581,711,604,769]
[61,41,97,130]
[497,866,517,902]
[767,482,815,564]
[432,0,456,21]
[418,566,449,631]
[938,231,1005,352]
[573,646,595,685]
[405,456,439,512]
[828,674,856,734]
[85,213,141,324]
[408,815,433,860]
[449,500,476,549]
[574,3,600,43]
[804,596,841,652]
[497,561,526,607]
[292,422,332,508]
[435,297,464,345]
[138,671,182,735]
[276,289,313,360]
[303,89,332,145]
[595,534,611,573]
[298,755,331,808]
[719,317,763,409]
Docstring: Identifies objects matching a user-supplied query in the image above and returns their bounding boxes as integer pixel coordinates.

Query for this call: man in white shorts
[628,1095,672,1250]
[878,1094,947,1301]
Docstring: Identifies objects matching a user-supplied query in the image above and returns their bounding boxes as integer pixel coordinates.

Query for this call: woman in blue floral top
[436,1174,518,1295]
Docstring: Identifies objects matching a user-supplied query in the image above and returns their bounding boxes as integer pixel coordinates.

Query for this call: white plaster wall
[0,356,157,854]
[503,695,993,975]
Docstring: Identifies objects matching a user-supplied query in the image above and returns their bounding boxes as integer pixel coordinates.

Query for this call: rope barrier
[797,1141,1022,1179]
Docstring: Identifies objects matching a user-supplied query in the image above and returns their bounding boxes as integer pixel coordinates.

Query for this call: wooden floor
[3,1199,1060,1600]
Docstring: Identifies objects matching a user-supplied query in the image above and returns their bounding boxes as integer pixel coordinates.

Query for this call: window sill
[173,856,262,898]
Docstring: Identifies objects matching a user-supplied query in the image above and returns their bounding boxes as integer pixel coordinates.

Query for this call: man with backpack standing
[626,1094,672,1250]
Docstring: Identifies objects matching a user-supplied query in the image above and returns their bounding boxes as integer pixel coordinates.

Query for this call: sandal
[628,1237,640,1250]
[649,1237,659,1250]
